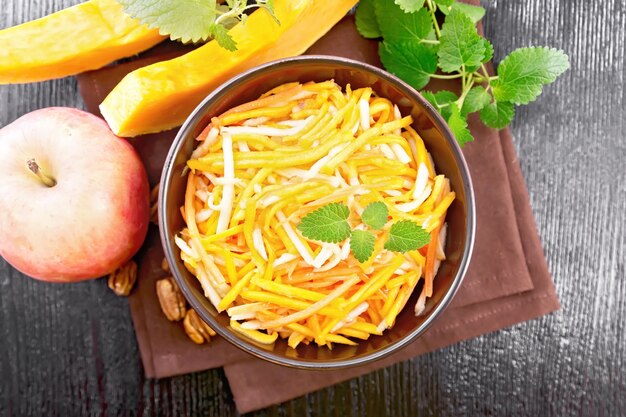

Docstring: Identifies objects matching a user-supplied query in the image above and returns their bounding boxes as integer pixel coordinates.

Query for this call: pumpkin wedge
[100,0,357,137]
[0,0,165,84]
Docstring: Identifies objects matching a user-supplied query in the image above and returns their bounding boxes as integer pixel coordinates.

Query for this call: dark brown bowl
[159,55,475,369]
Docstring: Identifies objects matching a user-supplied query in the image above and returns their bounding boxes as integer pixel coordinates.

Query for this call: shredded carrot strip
[424,224,442,298]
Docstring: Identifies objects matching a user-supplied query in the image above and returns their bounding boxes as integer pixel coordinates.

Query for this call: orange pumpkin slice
[100,0,357,137]
[0,0,165,84]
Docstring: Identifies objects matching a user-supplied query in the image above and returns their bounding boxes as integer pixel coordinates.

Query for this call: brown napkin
[77,4,558,411]
[223,128,559,413]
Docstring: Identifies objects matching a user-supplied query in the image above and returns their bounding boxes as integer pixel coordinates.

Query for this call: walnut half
[183,309,217,344]
[107,260,137,296]
[156,277,186,321]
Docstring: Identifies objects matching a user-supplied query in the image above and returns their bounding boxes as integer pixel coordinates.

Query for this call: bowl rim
[159,54,476,369]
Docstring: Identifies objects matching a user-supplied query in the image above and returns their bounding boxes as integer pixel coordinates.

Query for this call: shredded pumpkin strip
[259,276,360,329]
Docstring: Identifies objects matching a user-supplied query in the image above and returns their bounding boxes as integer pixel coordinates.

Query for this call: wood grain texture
[0,0,624,416]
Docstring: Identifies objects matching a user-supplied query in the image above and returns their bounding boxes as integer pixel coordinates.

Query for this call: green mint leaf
[356,0,382,39]
[350,230,376,263]
[385,220,431,253]
[466,39,493,72]
[482,39,494,63]
[447,103,474,146]
[433,90,459,120]
[380,41,438,90]
[210,24,237,51]
[375,2,433,42]
[480,100,515,129]
[421,90,458,120]
[394,0,426,13]
[492,47,570,105]
[451,2,486,23]
[434,0,455,9]
[118,0,218,44]
[461,86,491,116]
[297,203,351,243]
[361,202,389,230]
[434,90,458,104]
[437,9,486,73]
[421,90,438,109]
[435,90,458,120]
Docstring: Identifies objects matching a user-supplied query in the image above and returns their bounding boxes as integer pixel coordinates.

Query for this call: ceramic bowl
[159,55,475,369]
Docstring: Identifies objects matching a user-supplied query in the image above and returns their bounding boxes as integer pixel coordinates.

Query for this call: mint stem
[429,73,463,80]
[456,74,474,108]
[426,0,441,38]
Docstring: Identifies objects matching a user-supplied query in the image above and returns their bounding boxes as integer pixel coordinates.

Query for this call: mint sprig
[355,0,570,145]
[297,202,429,263]
[118,0,276,51]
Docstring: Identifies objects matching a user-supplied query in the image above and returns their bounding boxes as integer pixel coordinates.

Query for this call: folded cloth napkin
[77,4,558,412]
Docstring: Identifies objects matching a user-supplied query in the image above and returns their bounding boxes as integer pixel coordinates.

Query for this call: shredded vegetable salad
[177,80,455,348]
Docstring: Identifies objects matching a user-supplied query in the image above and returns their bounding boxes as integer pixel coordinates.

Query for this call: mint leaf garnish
[434,90,458,120]
[118,0,218,44]
[434,90,458,104]
[451,2,486,23]
[421,90,438,109]
[447,103,474,146]
[422,90,459,121]
[461,86,491,116]
[350,230,376,263]
[480,100,515,129]
[361,202,389,230]
[437,9,486,73]
[355,0,381,39]
[209,24,237,51]
[385,220,431,253]
[297,203,351,244]
[375,2,433,43]
[394,0,426,14]
[379,41,437,90]
[492,47,570,105]
[434,0,455,9]
[481,38,494,63]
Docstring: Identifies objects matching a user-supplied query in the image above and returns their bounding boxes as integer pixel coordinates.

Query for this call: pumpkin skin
[0,0,165,84]
[100,0,358,137]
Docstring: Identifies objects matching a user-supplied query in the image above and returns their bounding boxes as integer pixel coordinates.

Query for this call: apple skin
[0,107,150,282]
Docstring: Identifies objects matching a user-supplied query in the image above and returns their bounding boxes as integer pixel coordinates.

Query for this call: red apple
[0,107,150,282]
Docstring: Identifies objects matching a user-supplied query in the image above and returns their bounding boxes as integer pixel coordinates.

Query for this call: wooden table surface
[1,1,625,415]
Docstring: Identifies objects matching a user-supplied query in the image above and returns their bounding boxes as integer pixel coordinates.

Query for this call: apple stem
[27,159,56,187]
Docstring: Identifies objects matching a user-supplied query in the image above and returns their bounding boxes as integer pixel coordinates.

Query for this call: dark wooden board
[1,0,625,415]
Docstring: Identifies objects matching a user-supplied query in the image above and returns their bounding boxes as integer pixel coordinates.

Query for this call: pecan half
[183,309,217,344]
[107,260,137,296]
[156,277,186,321]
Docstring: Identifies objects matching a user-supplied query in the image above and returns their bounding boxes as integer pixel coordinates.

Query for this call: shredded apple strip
[177,80,454,348]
